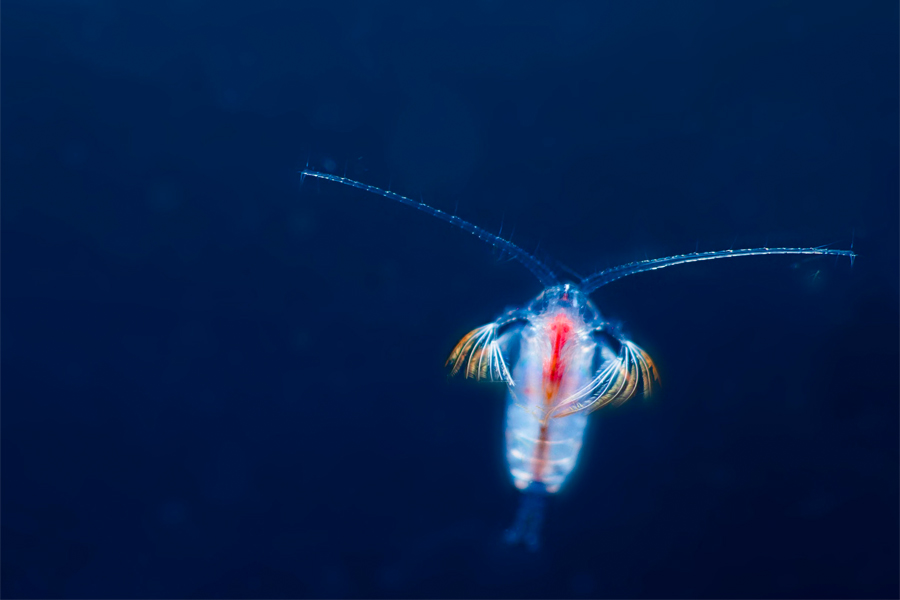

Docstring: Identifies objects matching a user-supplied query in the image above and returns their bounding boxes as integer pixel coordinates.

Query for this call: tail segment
[504,483,549,551]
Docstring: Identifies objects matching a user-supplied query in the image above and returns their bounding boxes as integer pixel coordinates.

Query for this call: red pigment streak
[533,310,573,483]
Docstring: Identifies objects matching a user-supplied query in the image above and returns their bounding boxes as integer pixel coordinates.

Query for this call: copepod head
[529,283,600,322]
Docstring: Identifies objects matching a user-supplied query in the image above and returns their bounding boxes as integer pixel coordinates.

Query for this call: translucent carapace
[302,168,854,551]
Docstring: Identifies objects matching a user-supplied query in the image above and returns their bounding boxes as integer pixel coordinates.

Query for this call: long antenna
[580,246,856,293]
[301,170,559,287]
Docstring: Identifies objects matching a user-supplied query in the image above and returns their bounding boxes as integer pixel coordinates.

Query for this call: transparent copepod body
[503,284,612,493]
[300,168,853,549]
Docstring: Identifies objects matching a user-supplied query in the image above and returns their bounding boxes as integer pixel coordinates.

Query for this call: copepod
[301,169,854,550]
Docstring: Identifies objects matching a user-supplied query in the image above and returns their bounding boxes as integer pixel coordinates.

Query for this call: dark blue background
[3,1,897,598]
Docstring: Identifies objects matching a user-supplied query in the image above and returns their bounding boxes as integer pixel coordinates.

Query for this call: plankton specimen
[301,169,854,550]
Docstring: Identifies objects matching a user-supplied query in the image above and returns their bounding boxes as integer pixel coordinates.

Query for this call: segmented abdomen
[505,400,588,493]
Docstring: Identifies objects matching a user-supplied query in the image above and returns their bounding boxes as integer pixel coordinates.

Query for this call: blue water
[3,1,898,597]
